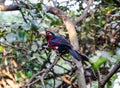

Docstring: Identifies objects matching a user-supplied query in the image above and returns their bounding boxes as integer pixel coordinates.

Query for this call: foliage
[0,0,120,88]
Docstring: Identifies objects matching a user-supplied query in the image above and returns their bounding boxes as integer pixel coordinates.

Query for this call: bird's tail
[68,49,81,61]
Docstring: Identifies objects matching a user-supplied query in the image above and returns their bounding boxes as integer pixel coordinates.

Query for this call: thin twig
[74,0,93,25]
[96,69,101,87]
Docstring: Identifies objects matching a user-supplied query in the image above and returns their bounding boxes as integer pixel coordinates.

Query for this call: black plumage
[45,31,81,61]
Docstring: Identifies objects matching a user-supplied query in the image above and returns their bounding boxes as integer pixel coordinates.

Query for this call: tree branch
[74,0,93,25]
[22,55,60,88]
[0,5,20,11]
[99,61,120,88]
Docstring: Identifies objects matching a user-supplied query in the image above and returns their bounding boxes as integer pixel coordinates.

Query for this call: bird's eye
[47,32,51,36]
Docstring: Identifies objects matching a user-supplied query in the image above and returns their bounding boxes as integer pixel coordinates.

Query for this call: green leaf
[27,71,33,78]
[116,56,120,62]
[0,32,2,36]
[16,72,21,78]
[44,13,53,21]
[22,23,31,30]
[31,20,38,31]
[17,30,27,42]
[57,6,68,11]
[92,57,108,70]
[37,2,42,9]
[0,46,4,53]
[107,74,117,88]
[6,33,16,43]
[40,53,47,59]
[50,20,62,26]
[31,44,38,52]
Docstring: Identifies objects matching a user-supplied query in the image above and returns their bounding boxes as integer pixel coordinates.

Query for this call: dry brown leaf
[60,75,72,85]
[10,59,18,67]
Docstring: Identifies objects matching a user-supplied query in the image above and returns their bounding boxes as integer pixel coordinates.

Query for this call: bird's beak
[40,31,46,36]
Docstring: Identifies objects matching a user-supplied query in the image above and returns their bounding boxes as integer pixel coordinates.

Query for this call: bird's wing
[49,36,72,48]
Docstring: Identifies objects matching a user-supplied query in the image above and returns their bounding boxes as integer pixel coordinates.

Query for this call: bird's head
[46,31,55,42]
[40,31,56,42]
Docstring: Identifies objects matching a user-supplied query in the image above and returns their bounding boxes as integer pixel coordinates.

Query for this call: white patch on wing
[55,46,58,49]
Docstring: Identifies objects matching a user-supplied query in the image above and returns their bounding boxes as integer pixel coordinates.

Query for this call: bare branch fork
[22,55,60,88]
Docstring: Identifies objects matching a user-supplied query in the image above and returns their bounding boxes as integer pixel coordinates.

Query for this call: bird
[45,31,81,61]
